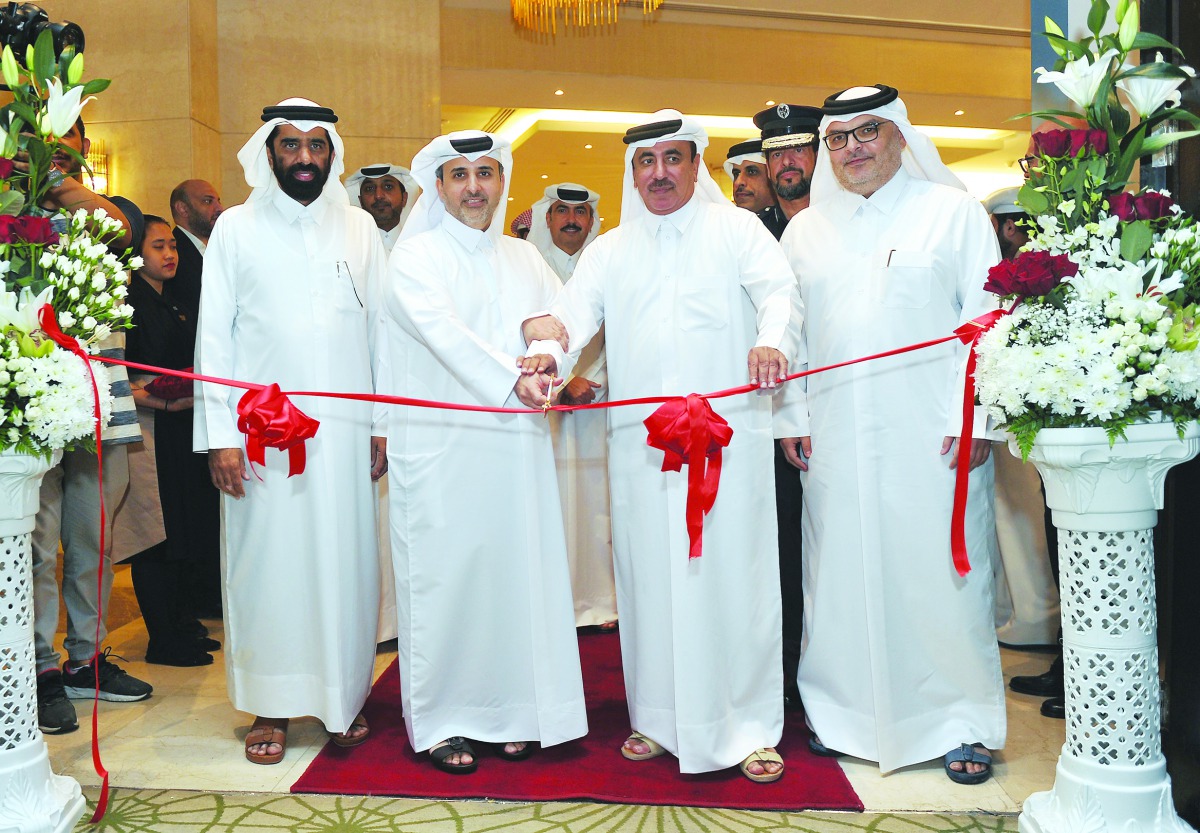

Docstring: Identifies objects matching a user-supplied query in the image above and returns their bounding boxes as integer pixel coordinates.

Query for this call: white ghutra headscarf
[528,182,601,259]
[236,97,348,204]
[620,109,727,224]
[810,85,965,205]
[344,163,420,231]
[401,131,514,242]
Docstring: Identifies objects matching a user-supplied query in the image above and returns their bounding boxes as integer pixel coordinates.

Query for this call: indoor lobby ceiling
[440,0,1036,225]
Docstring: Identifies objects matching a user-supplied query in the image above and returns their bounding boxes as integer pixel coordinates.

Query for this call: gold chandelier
[511,0,664,34]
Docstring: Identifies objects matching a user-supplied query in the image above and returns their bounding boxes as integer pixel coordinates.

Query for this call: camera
[0,2,84,63]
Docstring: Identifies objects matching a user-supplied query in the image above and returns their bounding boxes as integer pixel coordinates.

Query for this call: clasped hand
[514,353,558,408]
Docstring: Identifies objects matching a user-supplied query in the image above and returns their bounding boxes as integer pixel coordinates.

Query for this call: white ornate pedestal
[0,450,85,833]
[1015,421,1199,833]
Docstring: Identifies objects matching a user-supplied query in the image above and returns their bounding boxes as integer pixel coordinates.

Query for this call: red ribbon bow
[644,393,734,559]
[949,308,1009,576]
[236,383,320,477]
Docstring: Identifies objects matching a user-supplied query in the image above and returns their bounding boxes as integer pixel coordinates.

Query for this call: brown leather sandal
[329,712,370,748]
[245,717,288,765]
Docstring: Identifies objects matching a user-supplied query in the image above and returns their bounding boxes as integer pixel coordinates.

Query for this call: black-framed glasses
[1017,156,1040,175]
[822,120,892,151]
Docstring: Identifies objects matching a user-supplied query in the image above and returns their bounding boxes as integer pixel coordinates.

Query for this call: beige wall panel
[217,0,441,143]
[190,120,224,191]
[340,138,433,179]
[40,1,193,124]
[189,0,220,129]
[220,133,248,206]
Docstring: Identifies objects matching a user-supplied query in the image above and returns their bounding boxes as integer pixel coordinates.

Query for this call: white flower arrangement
[974,0,1200,457]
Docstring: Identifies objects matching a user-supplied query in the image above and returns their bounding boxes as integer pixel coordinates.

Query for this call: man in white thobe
[343,163,420,643]
[523,111,803,782]
[778,84,1004,783]
[529,183,617,629]
[381,131,587,774]
[195,98,388,764]
[344,163,419,253]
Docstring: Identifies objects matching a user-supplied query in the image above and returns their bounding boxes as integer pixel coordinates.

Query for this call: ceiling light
[554,89,564,96]
[541,174,549,179]
[954,109,965,116]
[512,0,665,33]
[765,100,776,107]
[584,144,593,149]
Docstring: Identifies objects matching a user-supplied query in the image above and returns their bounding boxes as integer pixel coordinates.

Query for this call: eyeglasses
[1017,156,1040,175]
[822,120,892,151]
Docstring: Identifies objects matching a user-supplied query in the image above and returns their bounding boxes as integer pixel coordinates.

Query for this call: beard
[774,169,811,202]
[272,156,331,203]
[186,205,216,239]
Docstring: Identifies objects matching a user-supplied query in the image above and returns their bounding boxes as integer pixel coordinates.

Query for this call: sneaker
[37,670,79,734]
[63,648,153,702]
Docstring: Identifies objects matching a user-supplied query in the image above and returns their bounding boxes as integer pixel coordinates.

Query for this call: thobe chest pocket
[878,250,933,309]
[677,275,728,331]
[315,260,365,315]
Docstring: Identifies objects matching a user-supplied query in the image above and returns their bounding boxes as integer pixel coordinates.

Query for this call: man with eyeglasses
[778,85,1004,786]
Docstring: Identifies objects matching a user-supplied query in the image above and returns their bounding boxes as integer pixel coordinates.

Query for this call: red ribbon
[37,305,111,821]
[236,384,320,477]
[949,308,1009,577]
[644,394,733,559]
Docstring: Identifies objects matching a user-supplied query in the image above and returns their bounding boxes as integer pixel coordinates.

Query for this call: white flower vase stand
[0,450,85,833]
[1016,421,1199,833]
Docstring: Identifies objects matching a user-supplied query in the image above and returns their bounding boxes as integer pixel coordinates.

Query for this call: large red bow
[644,393,734,559]
[236,383,320,477]
[949,308,1009,576]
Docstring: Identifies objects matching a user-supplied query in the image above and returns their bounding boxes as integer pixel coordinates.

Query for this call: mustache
[287,163,321,177]
[776,166,805,176]
[648,178,674,189]
[560,223,583,233]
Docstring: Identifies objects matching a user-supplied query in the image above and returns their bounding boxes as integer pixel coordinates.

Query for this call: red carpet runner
[292,631,862,811]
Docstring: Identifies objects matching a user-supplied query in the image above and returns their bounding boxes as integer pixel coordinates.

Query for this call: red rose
[984,251,1078,298]
[1067,129,1108,156]
[0,157,14,179]
[1133,191,1175,221]
[1108,192,1137,221]
[12,215,58,245]
[1033,129,1071,158]
[0,214,19,243]
[983,259,1023,296]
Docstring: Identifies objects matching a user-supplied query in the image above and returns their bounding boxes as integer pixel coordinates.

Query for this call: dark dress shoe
[146,644,215,667]
[1010,655,1064,697]
[195,636,221,652]
[1040,697,1065,719]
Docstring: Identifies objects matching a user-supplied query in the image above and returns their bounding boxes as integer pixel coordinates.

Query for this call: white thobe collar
[825,167,913,223]
[544,244,580,278]
[440,211,495,253]
[271,186,331,226]
[379,223,402,252]
[652,194,700,237]
[178,225,207,256]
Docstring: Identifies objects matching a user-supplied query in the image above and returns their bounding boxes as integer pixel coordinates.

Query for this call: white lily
[41,77,96,140]
[1116,54,1197,117]
[0,286,54,333]
[1036,49,1120,109]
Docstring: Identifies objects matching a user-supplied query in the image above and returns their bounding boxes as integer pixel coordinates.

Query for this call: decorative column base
[1021,753,1191,833]
[0,742,85,833]
[1014,421,1198,833]
[0,450,85,833]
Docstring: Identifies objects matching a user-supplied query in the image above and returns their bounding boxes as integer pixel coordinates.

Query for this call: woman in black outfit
[125,216,221,666]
